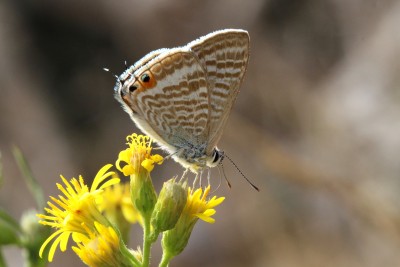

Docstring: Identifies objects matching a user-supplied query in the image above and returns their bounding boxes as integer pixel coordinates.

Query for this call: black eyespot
[129,85,138,92]
[141,73,150,83]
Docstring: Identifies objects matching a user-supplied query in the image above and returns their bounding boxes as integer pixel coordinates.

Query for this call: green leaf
[12,147,45,209]
[0,208,21,245]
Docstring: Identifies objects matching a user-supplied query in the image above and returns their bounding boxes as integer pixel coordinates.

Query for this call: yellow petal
[122,165,135,176]
[151,154,164,164]
[141,159,154,172]
[195,213,215,224]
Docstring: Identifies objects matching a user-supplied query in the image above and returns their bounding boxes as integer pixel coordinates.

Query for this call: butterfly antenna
[219,163,232,189]
[224,154,260,191]
[103,67,121,83]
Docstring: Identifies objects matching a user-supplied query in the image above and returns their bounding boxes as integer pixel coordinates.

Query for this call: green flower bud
[161,185,224,259]
[161,218,196,258]
[151,179,187,235]
[130,169,157,220]
[21,210,50,267]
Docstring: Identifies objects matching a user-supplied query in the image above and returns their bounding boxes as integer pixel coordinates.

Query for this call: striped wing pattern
[189,30,249,153]
[134,50,209,150]
[115,29,249,170]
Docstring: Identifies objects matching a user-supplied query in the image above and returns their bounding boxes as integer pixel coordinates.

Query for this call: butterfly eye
[212,149,223,164]
[141,73,150,83]
[129,84,138,92]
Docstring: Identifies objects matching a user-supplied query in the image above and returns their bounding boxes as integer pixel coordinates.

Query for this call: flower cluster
[37,134,225,267]
[37,164,119,262]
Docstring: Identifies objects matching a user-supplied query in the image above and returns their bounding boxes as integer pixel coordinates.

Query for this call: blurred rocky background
[1,0,400,266]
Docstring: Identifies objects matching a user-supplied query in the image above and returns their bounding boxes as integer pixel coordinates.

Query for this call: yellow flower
[116,134,163,219]
[72,222,134,267]
[37,164,119,262]
[97,182,143,242]
[185,186,225,224]
[116,134,163,176]
[98,182,143,225]
[161,185,224,258]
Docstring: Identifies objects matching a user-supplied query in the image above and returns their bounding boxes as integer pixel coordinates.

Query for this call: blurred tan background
[1,0,400,266]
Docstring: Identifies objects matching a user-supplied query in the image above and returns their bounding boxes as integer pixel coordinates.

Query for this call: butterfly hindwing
[189,29,249,153]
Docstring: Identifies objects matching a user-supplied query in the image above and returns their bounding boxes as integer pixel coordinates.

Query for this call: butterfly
[114,29,249,173]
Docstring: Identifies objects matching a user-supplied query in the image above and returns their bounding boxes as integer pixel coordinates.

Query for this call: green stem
[158,252,173,267]
[120,242,141,267]
[142,217,152,267]
[0,250,6,267]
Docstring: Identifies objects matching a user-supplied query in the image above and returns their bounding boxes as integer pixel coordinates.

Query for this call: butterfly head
[207,148,224,168]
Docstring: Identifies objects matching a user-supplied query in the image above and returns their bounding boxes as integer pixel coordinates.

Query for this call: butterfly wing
[188,29,250,154]
[116,48,211,155]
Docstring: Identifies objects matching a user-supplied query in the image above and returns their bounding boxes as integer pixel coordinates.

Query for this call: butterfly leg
[192,170,203,189]
[180,168,189,182]
[210,167,223,193]
[207,168,211,186]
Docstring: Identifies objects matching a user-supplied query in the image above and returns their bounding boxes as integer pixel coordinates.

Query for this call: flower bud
[161,218,195,258]
[151,179,187,235]
[161,185,224,258]
[130,169,157,220]
[20,209,50,266]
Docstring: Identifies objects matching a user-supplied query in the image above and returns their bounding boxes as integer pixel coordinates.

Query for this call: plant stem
[0,250,6,267]
[142,217,152,267]
[120,242,141,267]
[158,252,173,267]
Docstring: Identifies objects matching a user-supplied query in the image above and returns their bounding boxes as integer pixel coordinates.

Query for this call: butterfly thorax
[173,145,223,173]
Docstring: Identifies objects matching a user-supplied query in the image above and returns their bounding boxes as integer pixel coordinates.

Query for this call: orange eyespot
[141,73,150,83]
[139,71,157,89]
